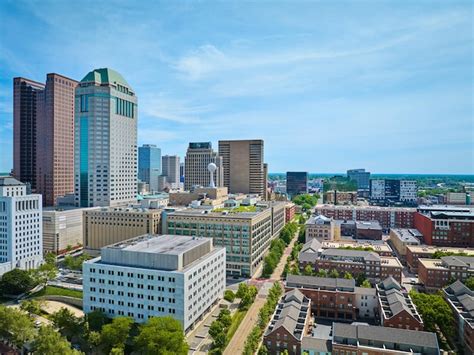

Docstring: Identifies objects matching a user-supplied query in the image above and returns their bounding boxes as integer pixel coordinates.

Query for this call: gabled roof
[446,280,472,297]
[301,238,322,253]
[380,276,402,291]
[285,289,306,304]
[286,274,355,291]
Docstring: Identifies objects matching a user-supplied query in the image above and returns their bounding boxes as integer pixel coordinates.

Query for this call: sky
[0,0,473,174]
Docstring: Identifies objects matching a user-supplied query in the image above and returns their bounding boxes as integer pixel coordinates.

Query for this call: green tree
[240,285,258,310]
[31,262,58,286]
[100,316,133,353]
[134,316,188,355]
[316,269,328,277]
[329,269,340,278]
[355,273,367,286]
[224,290,235,302]
[32,325,82,355]
[85,309,110,331]
[343,272,353,279]
[51,307,82,340]
[217,309,232,329]
[236,283,249,299]
[465,277,474,290]
[258,345,269,355]
[361,279,372,288]
[0,268,36,295]
[44,252,57,265]
[303,264,313,276]
[20,299,43,317]
[0,305,36,349]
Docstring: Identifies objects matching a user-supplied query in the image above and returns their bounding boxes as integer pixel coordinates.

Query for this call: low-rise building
[84,206,162,254]
[285,202,296,223]
[406,245,474,272]
[389,228,422,262]
[331,323,439,355]
[168,186,230,207]
[443,281,474,354]
[42,206,92,255]
[321,240,393,256]
[263,289,311,355]
[376,276,423,330]
[299,246,403,283]
[418,256,474,290]
[324,191,357,205]
[355,221,383,240]
[165,201,286,277]
[83,235,225,332]
[305,215,333,242]
[285,275,377,321]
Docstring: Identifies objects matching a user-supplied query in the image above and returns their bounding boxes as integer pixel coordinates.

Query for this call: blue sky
[0,0,473,174]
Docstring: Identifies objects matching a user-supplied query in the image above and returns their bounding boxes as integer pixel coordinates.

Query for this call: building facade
[418,255,474,290]
[305,215,333,242]
[389,229,422,262]
[324,191,357,205]
[347,169,370,190]
[138,144,161,193]
[83,206,162,253]
[83,235,226,332]
[0,177,43,275]
[369,179,417,206]
[161,155,180,187]
[286,172,308,197]
[74,68,137,207]
[406,244,474,272]
[218,139,265,196]
[184,142,223,190]
[285,203,296,223]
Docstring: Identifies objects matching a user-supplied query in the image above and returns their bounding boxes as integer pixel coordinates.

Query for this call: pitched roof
[301,238,322,253]
[380,276,402,291]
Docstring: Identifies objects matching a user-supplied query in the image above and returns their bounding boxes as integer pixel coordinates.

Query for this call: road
[223,231,299,355]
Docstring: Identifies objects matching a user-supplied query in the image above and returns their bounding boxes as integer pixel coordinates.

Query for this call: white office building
[0,176,43,275]
[400,180,417,203]
[83,234,226,332]
[74,68,138,208]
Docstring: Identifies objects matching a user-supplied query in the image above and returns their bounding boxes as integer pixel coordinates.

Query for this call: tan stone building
[184,142,223,190]
[218,139,265,196]
[84,206,162,254]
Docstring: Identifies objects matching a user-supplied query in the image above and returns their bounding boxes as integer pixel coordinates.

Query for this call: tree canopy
[0,268,37,295]
[32,326,82,355]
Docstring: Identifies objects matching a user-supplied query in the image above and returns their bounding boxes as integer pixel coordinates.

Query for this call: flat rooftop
[391,229,422,244]
[167,208,266,218]
[316,205,416,212]
[407,245,474,255]
[322,241,392,253]
[356,221,382,230]
[86,206,159,214]
[381,257,403,267]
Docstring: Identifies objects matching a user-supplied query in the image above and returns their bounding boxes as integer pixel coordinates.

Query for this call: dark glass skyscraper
[286,171,308,197]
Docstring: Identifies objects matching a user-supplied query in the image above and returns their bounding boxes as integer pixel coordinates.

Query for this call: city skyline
[0,1,473,174]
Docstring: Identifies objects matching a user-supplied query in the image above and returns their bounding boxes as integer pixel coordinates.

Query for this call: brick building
[406,245,474,272]
[263,289,311,355]
[376,276,423,331]
[355,221,383,240]
[285,202,296,223]
[418,255,474,290]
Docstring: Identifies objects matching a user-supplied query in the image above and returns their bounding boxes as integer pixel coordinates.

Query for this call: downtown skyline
[0,0,473,174]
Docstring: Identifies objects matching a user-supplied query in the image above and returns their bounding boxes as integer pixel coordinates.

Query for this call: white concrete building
[83,234,225,332]
[74,68,137,208]
[0,176,43,275]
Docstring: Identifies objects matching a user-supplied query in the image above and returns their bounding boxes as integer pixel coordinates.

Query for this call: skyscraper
[0,176,43,276]
[13,77,45,190]
[161,155,180,186]
[138,144,161,192]
[218,139,265,195]
[184,142,223,190]
[347,169,371,190]
[74,68,137,207]
[36,74,78,206]
[286,171,308,197]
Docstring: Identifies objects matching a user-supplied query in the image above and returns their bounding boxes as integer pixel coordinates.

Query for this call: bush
[224,290,236,302]
[0,268,37,295]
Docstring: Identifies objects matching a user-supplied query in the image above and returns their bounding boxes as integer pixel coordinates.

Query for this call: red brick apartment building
[406,245,474,272]
[315,205,415,231]
[263,289,311,355]
[443,281,474,354]
[285,202,296,223]
[376,276,423,331]
[414,206,474,247]
[418,255,474,290]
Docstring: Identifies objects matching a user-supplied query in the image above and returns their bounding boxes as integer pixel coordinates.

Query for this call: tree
[85,309,110,331]
[465,277,474,290]
[240,285,258,310]
[329,269,340,278]
[217,309,232,329]
[32,325,82,355]
[0,268,36,295]
[303,264,313,276]
[343,272,353,279]
[100,316,133,353]
[44,252,57,265]
[20,299,43,317]
[224,290,235,302]
[0,305,36,349]
[31,261,58,286]
[258,345,269,355]
[134,316,188,355]
[51,307,82,340]
[355,273,367,286]
[316,269,328,277]
[361,279,372,288]
[236,282,249,299]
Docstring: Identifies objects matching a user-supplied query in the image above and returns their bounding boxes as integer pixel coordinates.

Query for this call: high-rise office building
[218,139,265,196]
[184,142,223,190]
[369,179,417,205]
[347,169,370,190]
[74,68,137,207]
[13,77,45,190]
[36,74,78,206]
[138,144,161,192]
[286,171,308,197]
[161,155,180,186]
[0,176,43,276]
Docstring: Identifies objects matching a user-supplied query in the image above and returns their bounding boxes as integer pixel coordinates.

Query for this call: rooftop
[355,221,382,230]
[444,281,474,326]
[168,207,265,219]
[407,245,474,255]
[286,274,355,291]
[0,176,24,187]
[316,204,416,212]
[391,229,422,244]
[377,277,422,322]
[80,68,132,89]
[322,241,392,253]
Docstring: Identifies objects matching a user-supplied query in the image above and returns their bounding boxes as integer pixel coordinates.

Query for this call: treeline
[242,282,283,355]
[292,194,319,211]
[262,223,298,278]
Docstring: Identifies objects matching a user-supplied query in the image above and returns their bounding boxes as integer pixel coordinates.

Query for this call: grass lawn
[30,286,83,299]
[225,309,248,345]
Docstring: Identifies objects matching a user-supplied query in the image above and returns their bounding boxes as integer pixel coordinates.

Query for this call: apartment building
[0,177,43,275]
[389,229,422,262]
[418,255,474,290]
[315,205,416,231]
[285,202,296,223]
[285,275,378,321]
[84,206,162,254]
[406,245,474,272]
[376,276,423,331]
[443,281,474,354]
[299,247,403,283]
[83,235,225,332]
[165,202,286,277]
[414,205,474,247]
[305,215,333,242]
[263,289,311,355]
[331,323,439,355]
